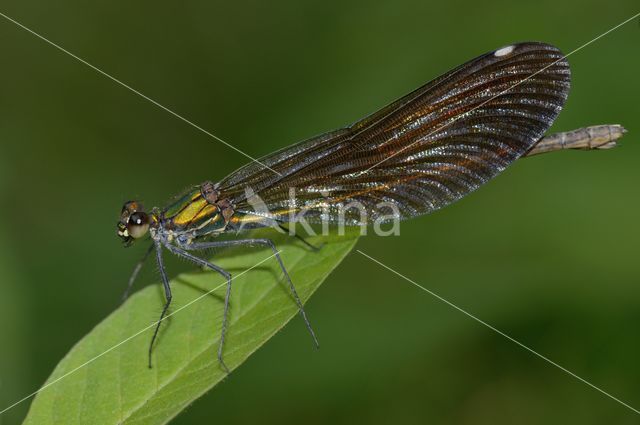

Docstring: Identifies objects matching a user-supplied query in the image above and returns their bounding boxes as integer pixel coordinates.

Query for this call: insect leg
[148,240,172,369]
[277,224,323,251]
[121,242,154,302]
[184,238,320,349]
[163,243,232,373]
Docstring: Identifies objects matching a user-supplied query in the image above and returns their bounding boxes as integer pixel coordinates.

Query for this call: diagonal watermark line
[0,250,281,417]
[356,249,640,415]
[359,11,640,175]
[0,10,282,177]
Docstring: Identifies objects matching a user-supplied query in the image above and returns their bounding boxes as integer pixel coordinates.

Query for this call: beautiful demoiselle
[117,42,625,371]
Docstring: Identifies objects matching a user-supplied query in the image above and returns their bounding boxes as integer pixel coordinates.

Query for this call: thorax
[154,181,234,245]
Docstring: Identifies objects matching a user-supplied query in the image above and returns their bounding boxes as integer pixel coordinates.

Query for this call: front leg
[122,243,154,302]
[148,240,172,369]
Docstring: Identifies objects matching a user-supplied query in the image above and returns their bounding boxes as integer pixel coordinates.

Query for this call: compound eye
[127,212,150,239]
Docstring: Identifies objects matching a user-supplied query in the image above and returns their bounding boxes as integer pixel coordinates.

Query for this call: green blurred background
[1,1,639,424]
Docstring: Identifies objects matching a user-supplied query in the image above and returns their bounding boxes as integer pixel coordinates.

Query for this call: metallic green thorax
[160,183,233,238]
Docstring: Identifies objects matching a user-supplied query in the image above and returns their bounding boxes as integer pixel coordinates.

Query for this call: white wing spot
[494,45,515,57]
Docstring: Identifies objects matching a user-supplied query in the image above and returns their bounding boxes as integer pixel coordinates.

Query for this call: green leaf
[23,229,359,425]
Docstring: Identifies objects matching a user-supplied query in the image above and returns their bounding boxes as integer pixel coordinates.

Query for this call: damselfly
[117,42,626,371]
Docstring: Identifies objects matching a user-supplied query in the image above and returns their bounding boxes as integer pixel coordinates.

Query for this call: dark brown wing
[218,42,570,225]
